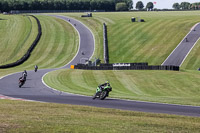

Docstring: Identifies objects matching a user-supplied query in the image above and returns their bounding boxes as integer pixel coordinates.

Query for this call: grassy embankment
[0,15,37,65]
[44,11,200,106]
[60,11,200,66]
[0,14,78,76]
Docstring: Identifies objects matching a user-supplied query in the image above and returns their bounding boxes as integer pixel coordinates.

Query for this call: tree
[180,2,190,10]
[114,0,133,10]
[116,2,128,11]
[172,3,180,10]
[126,0,133,10]
[136,1,144,10]
[146,2,154,11]
[191,3,200,10]
[1,1,9,12]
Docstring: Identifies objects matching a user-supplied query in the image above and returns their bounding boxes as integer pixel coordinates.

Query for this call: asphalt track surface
[1,15,200,117]
[162,23,200,66]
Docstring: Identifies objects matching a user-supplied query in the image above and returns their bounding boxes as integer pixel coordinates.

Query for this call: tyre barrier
[100,63,148,67]
[0,15,42,69]
[73,63,179,71]
[81,13,92,17]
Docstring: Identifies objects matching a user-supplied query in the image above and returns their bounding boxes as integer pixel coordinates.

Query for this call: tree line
[135,1,200,11]
[0,0,132,12]
[135,1,154,11]
[173,2,200,10]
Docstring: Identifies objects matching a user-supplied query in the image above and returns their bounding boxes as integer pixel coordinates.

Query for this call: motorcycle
[34,65,38,72]
[19,77,25,88]
[92,83,112,100]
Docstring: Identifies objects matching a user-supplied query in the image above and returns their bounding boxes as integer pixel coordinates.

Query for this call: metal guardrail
[103,23,109,64]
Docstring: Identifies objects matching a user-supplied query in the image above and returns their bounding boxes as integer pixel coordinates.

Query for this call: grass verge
[1,100,200,133]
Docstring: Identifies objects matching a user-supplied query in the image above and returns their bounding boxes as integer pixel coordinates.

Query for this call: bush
[116,2,128,11]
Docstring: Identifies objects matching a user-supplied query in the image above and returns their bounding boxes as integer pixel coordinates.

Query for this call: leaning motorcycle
[92,83,112,100]
[19,78,25,88]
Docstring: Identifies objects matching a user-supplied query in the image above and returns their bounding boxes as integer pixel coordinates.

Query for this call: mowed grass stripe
[137,19,180,64]
[113,71,143,95]
[19,16,55,69]
[7,16,32,62]
[109,19,163,62]
[6,16,33,63]
[0,15,35,65]
[41,18,63,68]
[2,16,21,62]
[0,15,13,63]
[120,20,164,58]
[14,15,78,70]
[49,18,78,68]
[37,17,57,68]
[111,20,173,62]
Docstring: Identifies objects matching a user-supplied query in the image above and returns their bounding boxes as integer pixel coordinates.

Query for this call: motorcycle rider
[100,81,110,91]
[19,70,27,87]
[93,81,110,99]
[34,65,38,72]
[22,70,27,81]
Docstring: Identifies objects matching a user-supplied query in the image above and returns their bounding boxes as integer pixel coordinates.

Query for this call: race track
[162,23,200,66]
[0,15,200,117]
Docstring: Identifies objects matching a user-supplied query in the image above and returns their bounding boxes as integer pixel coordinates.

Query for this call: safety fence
[73,63,179,71]
[103,23,109,64]
[0,15,42,69]
[9,10,105,14]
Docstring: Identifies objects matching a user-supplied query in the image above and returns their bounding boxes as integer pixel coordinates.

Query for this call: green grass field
[1,100,200,133]
[1,11,200,132]
[0,15,37,65]
[0,14,78,76]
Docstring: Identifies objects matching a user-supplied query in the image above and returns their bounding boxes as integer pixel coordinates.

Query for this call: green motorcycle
[92,82,112,100]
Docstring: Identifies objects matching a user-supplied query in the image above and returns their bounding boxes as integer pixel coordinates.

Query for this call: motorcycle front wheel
[19,82,22,88]
[100,91,108,100]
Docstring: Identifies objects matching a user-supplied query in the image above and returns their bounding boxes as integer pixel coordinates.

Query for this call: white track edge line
[180,37,200,67]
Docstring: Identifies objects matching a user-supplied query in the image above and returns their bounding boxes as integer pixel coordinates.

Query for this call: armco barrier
[0,15,42,69]
[103,23,109,64]
[74,63,179,71]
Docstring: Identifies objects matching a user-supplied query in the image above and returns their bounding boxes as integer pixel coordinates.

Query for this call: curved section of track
[0,15,200,117]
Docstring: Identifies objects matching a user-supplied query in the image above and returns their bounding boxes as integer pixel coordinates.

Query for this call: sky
[133,0,200,9]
